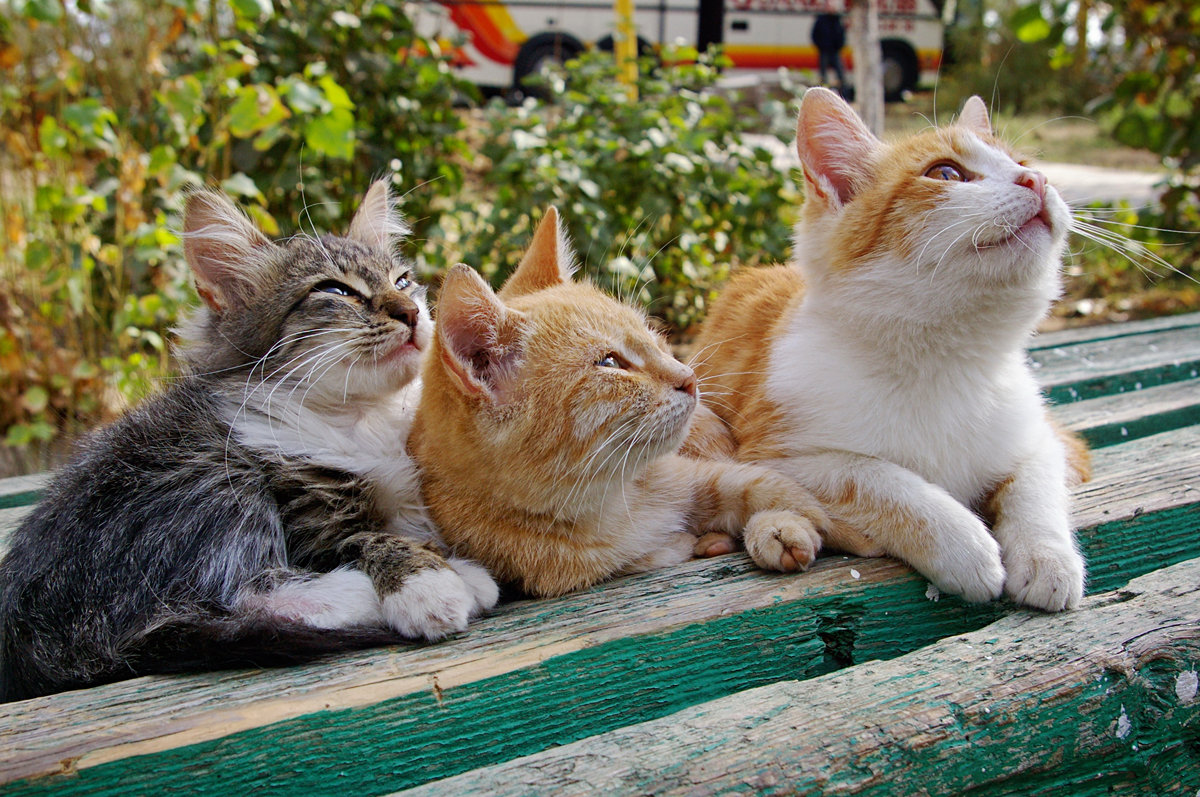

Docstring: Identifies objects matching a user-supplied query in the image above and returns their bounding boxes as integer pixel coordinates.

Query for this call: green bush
[0,0,471,469]
[422,47,801,334]
[940,4,1113,117]
[1005,0,1199,281]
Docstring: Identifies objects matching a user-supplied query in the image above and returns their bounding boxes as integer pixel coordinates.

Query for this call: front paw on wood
[1003,545,1085,612]
[744,510,823,572]
[380,568,476,641]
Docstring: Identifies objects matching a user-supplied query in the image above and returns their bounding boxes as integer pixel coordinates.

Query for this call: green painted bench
[1,312,1198,796]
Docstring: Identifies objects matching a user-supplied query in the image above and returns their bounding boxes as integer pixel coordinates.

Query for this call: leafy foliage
[1008,0,1199,278]
[1087,0,1200,247]
[0,0,471,470]
[941,1,1112,116]
[424,48,801,333]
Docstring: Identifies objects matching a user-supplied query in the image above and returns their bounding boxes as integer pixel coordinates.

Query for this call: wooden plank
[1053,379,1200,448]
[1029,325,1200,403]
[400,557,1200,797]
[1030,311,1200,350]
[0,473,49,510]
[0,507,29,549]
[2,426,1197,795]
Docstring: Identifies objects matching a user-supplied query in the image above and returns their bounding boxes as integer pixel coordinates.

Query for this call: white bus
[415,0,946,100]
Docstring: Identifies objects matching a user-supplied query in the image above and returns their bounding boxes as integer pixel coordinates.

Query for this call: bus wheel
[513,33,585,99]
[595,34,656,60]
[881,40,918,102]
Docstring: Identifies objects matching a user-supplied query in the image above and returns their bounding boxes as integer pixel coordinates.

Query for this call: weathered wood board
[0,312,1197,796]
[400,557,1200,796]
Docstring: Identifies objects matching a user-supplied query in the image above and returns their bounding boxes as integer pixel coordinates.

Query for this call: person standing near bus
[812,13,847,96]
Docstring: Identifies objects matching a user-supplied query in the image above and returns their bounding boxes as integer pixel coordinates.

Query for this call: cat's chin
[377,339,424,374]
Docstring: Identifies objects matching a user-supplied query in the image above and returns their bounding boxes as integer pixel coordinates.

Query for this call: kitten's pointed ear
[436,264,523,403]
[348,179,409,253]
[183,189,274,312]
[498,207,578,299]
[958,96,992,137]
[795,87,879,207]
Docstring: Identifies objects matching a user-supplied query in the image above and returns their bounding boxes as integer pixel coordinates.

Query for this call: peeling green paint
[1079,403,1200,448]
[7,500,1196,796]
[1044,362,1200,405]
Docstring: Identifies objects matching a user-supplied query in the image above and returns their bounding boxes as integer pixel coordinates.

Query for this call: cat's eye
[394,272,413,291]
[596,352,626,369]
[313,280,359,298]
[925,163,968,182]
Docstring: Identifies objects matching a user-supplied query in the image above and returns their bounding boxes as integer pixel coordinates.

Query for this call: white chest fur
[230,381,429,527]
[765,307,1046,507]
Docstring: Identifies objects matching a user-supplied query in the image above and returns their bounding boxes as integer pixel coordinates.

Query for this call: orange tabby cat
[693,89,1089,612]
[409,209,834,597]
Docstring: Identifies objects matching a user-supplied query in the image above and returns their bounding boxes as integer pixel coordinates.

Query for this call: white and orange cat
[692,88,1090,612]
[408,208,848,598]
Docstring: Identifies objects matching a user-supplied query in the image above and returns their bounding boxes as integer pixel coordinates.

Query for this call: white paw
[243,567,383,629]
[744,510,823,572]
[925,521,1006,604]
[1003,543,1085,612]
[446,557,500,616]
[380,568,474,641]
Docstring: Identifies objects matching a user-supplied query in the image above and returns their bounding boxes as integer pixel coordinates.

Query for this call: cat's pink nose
[676,369,698,397]
[1016,170,1047,201]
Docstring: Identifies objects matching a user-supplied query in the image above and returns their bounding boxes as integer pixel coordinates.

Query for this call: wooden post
[614,0,638,100]
[849,0,883,136]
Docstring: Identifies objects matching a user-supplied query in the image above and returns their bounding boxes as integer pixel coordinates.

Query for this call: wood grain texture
[1030,324,1200,404]
[1028,311,1200,350]
[1053,379,1200,448]
[1,426,1197,794]
[400,557,1200,797]
[0,473,48,508]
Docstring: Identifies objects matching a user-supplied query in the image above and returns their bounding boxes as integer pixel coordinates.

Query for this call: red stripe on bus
[725,47,820,70]
[446,5,521,64]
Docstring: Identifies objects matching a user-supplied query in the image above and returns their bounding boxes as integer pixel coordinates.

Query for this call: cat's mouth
[382,336,422,363]
[980,208,1054,250]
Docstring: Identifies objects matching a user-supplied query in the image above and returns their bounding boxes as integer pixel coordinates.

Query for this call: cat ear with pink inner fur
[497,207,578,299]
[347,179,410,254]
[183,189,275,312]
[435,264,523,403]
[795,87,880,208]
[958,96,993,137]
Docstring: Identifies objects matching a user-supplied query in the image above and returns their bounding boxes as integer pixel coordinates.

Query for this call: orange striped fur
[410,209,832,597]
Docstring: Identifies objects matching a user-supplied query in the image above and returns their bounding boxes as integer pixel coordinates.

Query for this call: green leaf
[304,107,356,160]
[61,99,117,147]
[1012,4,1051,43]
[19,0,62,23]
[37,116,69,158]
[282,78,328,114]
[230,0,272,18]
[252,124,289,152]
[5,424,32,447]
[156,75,206,137]
[221,173,265,201]
[147,145,176,177]
[318,75,355,110]
[24,240,51,270]
[29,421,57,442]
[22,386,49,413]
[227,85,290,138]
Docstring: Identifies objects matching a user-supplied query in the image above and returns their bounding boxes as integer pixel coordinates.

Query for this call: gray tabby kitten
[0,181,497,702]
